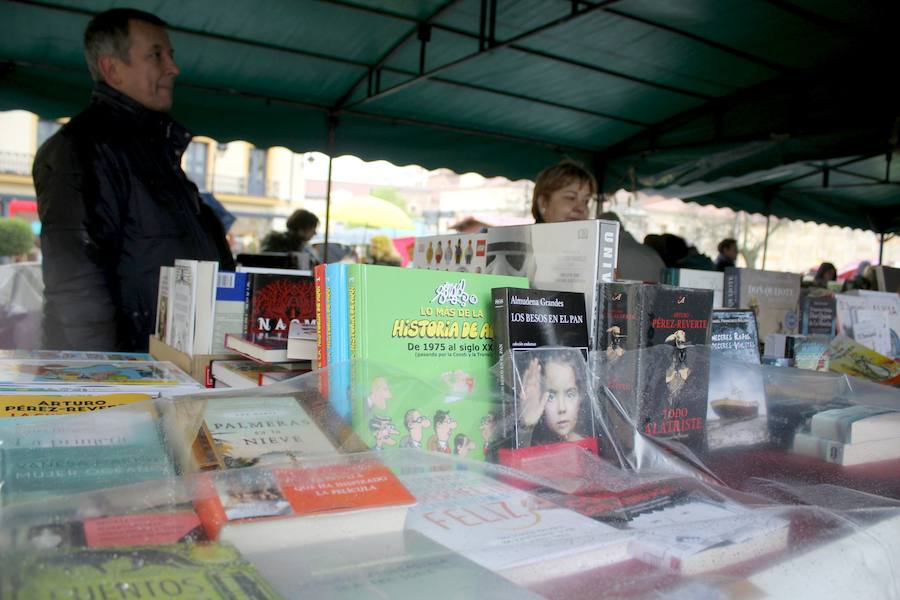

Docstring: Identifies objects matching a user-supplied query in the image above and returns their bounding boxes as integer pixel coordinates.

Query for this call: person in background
[842,261,876,292]
[531,159,596,223]
[33,9,233,352]
[368,235,402,266]
[812,262,837,289]
[598,212,664,282]
[715,238,739,271]
[261,208,319,253]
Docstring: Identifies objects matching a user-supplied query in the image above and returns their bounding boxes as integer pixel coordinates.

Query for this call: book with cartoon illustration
[412,232,488,273]
[0,359,196,387]
[347,265,526,459]
[0,542,282,599]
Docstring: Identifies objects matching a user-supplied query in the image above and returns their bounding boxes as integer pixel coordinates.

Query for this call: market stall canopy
[1,1,897,228]
[643,154,900,233]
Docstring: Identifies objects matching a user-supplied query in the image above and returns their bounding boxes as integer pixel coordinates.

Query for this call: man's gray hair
[83,8,166,82]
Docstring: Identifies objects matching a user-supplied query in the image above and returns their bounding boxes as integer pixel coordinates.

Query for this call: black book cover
[244,273,316,343]
[800,293,836,336]
[636,285,713,452]
[492,288,592,449]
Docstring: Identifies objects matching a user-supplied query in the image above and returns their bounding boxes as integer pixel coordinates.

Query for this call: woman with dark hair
[530,160,597,223]
[516,348,594,447]
[813,262,837,288]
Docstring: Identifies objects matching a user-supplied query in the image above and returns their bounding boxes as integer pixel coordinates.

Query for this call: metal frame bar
[343,0,623,111]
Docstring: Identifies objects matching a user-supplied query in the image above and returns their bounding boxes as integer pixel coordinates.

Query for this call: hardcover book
[173,259,220,356]
[225,334,289,363]
[1,542,282,599]
[835,291,900,359]
[485,219,619,348]
[707,309,768,450]
[244,272,316,345]
[193,458,416,553]
[412,233,489,273]
[874,265,900,293]
[210,361,310,389]
[211,271,248,354]
[723,267,801,341]
[492,288,591,450]
[324,263,351,420]
[347,265,526,458]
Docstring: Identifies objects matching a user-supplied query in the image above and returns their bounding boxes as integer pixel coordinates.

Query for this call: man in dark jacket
[33,8,234,352]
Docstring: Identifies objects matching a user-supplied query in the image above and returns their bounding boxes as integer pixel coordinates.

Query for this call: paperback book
[0,407,174,505]
[348,265,526,458]
[1,542,282,599]
[210,361,310,389]
[0,360,196,388]
[663,268,725,308]
[723,267,801,341]
[492,288,591,451]
[707,309,768,450]
[0,393,154,417]
[211,271,248,354]
[193,458,416,553]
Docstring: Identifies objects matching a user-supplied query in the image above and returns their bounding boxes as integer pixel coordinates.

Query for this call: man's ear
[97,55,121,85]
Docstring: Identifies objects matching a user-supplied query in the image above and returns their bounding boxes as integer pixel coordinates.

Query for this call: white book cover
[203,396,337,468]
[835,291,900,359]
[811,405,900,443]
[626,495,790,575]
[170,261,198,355]
[401,468,630,586]
[672,268,724,308]
[485,219,619,346]
[190,260,220,356]
[792,431,900,466]
[211,271,247,355]
[412,233,488,273]
[154,266,174,344]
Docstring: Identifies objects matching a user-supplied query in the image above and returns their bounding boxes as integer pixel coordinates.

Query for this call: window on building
[37,119,62,148]
[248,148,267,196]
[184,141,209,191]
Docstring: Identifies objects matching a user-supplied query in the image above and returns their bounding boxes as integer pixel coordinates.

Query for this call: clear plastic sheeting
[0,262,43,350]
[0,354,898,599]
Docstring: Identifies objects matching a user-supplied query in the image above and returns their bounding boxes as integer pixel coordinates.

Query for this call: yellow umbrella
[328,195,416,231]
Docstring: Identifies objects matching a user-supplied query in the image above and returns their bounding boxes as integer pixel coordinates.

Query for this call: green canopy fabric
[1,0,897,229]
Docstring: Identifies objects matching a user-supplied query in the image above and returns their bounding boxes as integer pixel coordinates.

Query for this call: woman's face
[542,360,581,439]
[538,180,592,223]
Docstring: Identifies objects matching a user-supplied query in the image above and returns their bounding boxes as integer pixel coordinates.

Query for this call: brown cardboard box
[149,335,236,387]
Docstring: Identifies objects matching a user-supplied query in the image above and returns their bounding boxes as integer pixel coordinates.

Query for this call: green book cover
[2,542,282,599]
[347,265,527,459]
[0,409,173,505]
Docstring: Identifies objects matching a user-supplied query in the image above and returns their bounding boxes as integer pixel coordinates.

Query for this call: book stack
[224,267,317,363]
[792,405,900,466]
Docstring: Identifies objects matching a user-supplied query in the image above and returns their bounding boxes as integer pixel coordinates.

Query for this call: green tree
[371,186,408,211]
[0,218,35,257]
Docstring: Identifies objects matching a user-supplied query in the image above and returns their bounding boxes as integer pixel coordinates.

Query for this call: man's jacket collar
[91,83,192,155]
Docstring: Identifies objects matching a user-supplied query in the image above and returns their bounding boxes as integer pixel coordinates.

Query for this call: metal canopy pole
[761,213,771,269]
[323,115,337,264]
[879,232,885,265]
